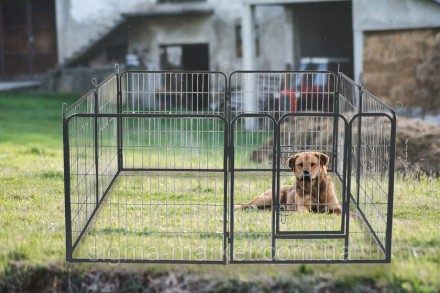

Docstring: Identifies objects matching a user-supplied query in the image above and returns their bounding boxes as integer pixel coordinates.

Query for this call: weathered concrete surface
[55,0,149,64]
[353,0,440,31]
[55,0,286,72]
[48,67,117,95]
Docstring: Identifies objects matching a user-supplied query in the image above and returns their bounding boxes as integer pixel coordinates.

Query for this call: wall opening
[291,1,353,77]
[0,0,57,79]
[160,44,210,108]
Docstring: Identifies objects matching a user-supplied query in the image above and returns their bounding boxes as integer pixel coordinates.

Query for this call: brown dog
[238,151,342,215]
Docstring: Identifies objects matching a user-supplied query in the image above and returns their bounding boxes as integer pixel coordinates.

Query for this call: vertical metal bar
[94,90,99,205]
[334,75,345,234]
[63,113,73,261]
[340,118,348,234]
[272,118,279,260]
[385,114,396,262]
[355,90,363,207]
[223,77,229,264]
[227,73,234,262]
[332,74,339,173]
[229,120,235,262]
[344,118,354,261]
[117,74,123,171]
[223,119,228,264]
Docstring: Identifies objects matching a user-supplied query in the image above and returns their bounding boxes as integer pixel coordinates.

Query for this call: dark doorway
[181,44,209,71]
[292,1,353,77]
[160,44,210,109]
[182,44,209,109]
[0,0,58,80]
[160,44,209,71]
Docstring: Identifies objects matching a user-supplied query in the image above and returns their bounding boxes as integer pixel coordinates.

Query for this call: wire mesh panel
[120,72,226,170]
[230,115,276,262]
[347,113,395,261]
[74,169,226,262]
[67,72,228,263]
[64,90,97,254]
[64,74,120,260]
[96,74,119,200]
[229,72,346,262]
[347,104,395,261]
[120,71,225,115]
[276,114,347,236]
[339,74,396,262]
[229,71,336,117]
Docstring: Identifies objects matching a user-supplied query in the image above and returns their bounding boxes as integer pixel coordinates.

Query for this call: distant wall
[353,0,440,31]
[55,0,150,64]
[127,5,286,72]
[47,67,117,94]
[56,0,287,72]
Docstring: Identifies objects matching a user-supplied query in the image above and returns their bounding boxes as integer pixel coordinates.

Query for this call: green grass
[0,91,439,291]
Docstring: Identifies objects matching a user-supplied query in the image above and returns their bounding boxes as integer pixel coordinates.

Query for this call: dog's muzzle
[301,169,312,180]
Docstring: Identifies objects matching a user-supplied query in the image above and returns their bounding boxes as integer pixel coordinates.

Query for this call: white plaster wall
[352,0,440,82]
[128,16,212,70]
[56,0,287,70]
[353,0,440,31]
[255,5,286,70]
[56,0,153,64]
[128,3,286,71]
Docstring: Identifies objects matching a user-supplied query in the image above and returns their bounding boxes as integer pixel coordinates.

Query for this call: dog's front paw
[296,206,310,213]
[235,204,256,210]
[332,207,342,215]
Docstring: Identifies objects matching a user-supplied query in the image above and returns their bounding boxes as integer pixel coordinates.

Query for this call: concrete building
[237,0,440,128]
[1,0,439,102]
[241,0,440,82]
[49,0,290,92]
[54,0,287,72]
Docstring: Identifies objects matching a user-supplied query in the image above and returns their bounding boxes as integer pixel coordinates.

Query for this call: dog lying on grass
[238,151,342,215]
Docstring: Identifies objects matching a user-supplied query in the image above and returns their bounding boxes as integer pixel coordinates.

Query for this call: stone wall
[46,67,118,95]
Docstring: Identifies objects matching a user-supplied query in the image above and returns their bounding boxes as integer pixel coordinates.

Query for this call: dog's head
[286,152,329,182]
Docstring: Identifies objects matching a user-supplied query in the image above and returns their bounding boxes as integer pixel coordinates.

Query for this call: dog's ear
[315,152,330,167]
[286,154,299,171]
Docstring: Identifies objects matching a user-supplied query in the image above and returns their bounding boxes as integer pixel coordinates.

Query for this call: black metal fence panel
[63,70,396,264]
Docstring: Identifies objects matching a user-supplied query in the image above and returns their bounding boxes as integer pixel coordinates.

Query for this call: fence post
[385,113,397,262]
[94,88,99,206]
[332,73,340,174]
[117,70,123,172]
[355,86,363,208]
[344,119,351,261]
[62,109,73,261]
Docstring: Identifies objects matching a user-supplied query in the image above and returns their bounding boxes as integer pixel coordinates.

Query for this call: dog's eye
[311,163,316,167]
[297,163,303,167]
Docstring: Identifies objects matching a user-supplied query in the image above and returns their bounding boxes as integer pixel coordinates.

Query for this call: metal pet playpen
[63,69,396,264]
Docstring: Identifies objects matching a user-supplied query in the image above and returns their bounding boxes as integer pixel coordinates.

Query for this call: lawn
[0,91,439,291]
